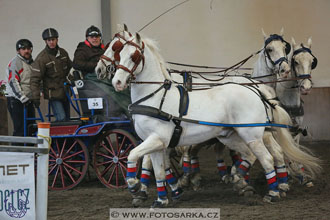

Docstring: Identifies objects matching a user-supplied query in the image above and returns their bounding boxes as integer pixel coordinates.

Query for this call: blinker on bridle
[99,33,145,80]
[263,34,291,70]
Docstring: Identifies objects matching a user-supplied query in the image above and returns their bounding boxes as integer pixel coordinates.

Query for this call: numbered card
[87,98,103,109]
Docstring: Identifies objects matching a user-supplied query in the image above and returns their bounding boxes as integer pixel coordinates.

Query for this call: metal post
[36,122,50,220]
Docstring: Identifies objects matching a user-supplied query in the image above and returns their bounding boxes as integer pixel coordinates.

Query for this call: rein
[168,49,262,75]
[130,75,311,88]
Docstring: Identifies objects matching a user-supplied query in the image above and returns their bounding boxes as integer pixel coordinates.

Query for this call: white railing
[0,122,50,220]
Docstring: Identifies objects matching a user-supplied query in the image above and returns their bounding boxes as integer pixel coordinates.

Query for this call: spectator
[6,39,35,136]
[31,28,72,121]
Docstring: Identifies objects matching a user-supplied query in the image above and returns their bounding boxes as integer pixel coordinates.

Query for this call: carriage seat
[71,70,127,121]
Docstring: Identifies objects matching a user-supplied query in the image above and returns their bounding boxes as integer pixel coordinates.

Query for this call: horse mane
[140,36,172,80]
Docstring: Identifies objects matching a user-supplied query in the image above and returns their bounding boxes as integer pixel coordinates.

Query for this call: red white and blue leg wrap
[140,168,151,186]
[165,168,177,185]
[183,156,191,174]
[191,156,200,173]
[230,151,242,167]
[156,180,167,199]
[217,159,227,177]
[275,165,288,184]
[127,161,137,178]
[266,170,279,191]
[244,172,250,183]
[237,160,251,177]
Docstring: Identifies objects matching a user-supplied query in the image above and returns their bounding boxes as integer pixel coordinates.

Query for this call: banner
[0,152,35,220]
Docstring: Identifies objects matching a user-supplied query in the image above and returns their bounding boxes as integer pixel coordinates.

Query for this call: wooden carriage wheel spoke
[63,165,76,184]
[51,165,60,188]
[49,146,58,158]
[49,153,57,159]
[59,138,67,158]
[119,155,128,160]
[100,162,114,177]
[107,164,117,184]
[117,135,127,155]
[55,140,61,155]
[48,164,58,175]
[118,162,127,181]
[95,160,113,167]
[118,161,127,171]
[120,144,133,156]
[105,136,116,156]
[59,165,65,188]
[63,150,84,160]
[62,140,78,158]
[65,160,87,164]
[100,142,115,157]
[63,162,83,175]
[116,164,119,186]
[96,152,113,160]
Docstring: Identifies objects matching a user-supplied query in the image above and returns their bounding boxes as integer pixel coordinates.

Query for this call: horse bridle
[99,32,145,80]
[263,34,291,73]
[290,45,317,89]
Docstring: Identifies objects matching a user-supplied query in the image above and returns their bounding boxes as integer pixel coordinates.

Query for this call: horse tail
[270,102,322,179]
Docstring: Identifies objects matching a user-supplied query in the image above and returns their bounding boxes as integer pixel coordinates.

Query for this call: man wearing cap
[72,26,131,118]
[6,39,35,137]
[31,28,72,121]
[73,25,104,77]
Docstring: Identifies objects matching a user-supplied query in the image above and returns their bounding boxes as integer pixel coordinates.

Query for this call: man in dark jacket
[73,25,104,76]
[72,26,131,118]
[31,28,72,121]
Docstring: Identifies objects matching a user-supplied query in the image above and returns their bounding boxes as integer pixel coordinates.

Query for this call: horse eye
[266,48,273,53]
[294,60,299,66]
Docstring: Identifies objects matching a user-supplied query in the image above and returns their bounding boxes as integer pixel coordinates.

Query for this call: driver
[73,25,104,77]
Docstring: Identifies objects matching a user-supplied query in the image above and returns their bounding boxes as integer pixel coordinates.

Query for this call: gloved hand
[32,99,40,108]
[23,100,32,107]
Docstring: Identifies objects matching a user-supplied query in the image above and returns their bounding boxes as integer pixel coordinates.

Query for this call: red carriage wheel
[93,129,138,188]
[48,138,89,190]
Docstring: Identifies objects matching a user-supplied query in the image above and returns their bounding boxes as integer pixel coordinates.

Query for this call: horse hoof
[238,186,255,197]
[263,192,280,203]
[178,175,190,188]
[151,199,168,208]
[305,181,314,188]
[280,191,286,198]
[132,190,148,200]
[132,198,144,207]
[221,175,232,184]
[171,188,184,201]
[128,182,141,194]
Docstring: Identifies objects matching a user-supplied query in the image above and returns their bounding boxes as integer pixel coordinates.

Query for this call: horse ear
[136,32,141,44]
[280,27,284,36]
[307,37,312,49]
[261,28,267,39]
[291,37,298,50]
[117,24,124,32]
[124,23,128,32]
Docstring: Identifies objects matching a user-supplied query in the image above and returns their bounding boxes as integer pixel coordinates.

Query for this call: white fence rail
[0,122,50,220]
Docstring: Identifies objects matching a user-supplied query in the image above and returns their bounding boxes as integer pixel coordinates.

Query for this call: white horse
[97,31,321,207]
[171,28,293,189]
[275,37,317,186]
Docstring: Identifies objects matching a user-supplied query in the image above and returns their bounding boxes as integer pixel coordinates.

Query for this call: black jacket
[73,40,104,76]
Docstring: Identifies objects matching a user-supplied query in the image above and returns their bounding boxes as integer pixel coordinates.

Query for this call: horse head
[291,37,317,95]
[95,24,132,80]
[262,28,291,78]
[112,32,145,91]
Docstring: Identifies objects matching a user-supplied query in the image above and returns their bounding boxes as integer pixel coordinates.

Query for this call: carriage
[24,72,140,191]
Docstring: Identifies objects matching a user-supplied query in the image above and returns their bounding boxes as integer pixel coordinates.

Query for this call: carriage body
[25,77,139,191]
